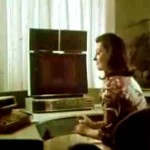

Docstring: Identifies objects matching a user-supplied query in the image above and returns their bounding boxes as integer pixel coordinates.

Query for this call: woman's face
[95,42,110,71]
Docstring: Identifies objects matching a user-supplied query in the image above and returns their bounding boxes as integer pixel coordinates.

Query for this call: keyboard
[0,109,31,133]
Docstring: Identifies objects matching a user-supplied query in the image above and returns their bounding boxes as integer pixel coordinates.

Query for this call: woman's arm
[75,77,122,138]
[74,123,101,139]
[91,105,118,129]
[74,108,118,139]
[77,115,105,129]
[91,120,105,129]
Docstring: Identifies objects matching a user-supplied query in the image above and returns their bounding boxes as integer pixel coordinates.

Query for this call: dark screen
[29,28,58,50]
[30,53,88,96]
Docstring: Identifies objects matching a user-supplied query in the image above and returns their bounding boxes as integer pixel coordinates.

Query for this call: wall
[115,0,150,40]
[0,0,7,91]
[115,0,150,90]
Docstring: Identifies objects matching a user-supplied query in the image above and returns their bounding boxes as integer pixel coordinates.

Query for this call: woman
[74,33,147,144]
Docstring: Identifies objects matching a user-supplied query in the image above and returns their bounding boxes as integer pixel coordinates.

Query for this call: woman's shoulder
[104,76,131,89]
[129,77,143,93]
[104,76,143,92]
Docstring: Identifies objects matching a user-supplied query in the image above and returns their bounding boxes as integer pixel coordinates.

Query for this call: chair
[112,107,150,150]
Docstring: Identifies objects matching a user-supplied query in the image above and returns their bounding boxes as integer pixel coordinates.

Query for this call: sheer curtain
[4,0,115,91]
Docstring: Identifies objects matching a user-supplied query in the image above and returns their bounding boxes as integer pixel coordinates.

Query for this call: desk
[0,108,103,150]
[33,108,103,140]
[0,124,43,150]
[40,108,108,150]
[32,108,107,150]
[44,134,111,150]
[0,123,41,139]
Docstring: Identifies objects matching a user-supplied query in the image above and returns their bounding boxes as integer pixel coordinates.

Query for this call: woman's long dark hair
[95,33,133,78]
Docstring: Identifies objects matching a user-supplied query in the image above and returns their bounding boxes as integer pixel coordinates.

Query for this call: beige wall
[115,0,150,42]
[115,0,150,90]
[0,0,7,91]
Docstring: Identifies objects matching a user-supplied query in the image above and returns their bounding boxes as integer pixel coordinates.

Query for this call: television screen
[29,28,58,51]
[29,53,88,96]
[60,30,87,51]
[29,29,87,52]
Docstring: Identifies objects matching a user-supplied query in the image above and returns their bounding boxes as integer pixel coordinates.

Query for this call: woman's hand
[74,123,90,136]
[77,115,94,128]
[74,123,100,139]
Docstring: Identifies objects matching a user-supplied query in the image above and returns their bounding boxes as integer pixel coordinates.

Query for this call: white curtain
[2,0,115,91]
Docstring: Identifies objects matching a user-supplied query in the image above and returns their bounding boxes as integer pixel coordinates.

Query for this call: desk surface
[0,124,42,140]
[32,107,103,139]
[44,134,111,150]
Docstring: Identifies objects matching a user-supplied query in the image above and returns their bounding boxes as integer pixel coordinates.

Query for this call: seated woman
[74,33,147,145]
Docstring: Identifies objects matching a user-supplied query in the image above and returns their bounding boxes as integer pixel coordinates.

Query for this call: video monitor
[29,29,87,52]
[60,30,87,51]
[29,53,88,96]
[29,28,58,51]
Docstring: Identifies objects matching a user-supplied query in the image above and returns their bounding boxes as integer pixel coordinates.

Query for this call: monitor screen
[29,53,88,96]
[29,29,87,52]
[29,28,58,51]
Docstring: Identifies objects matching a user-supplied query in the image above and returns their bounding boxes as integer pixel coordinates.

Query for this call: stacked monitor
[29,29,87,97]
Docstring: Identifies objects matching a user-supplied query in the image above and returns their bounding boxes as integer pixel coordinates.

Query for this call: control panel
[25,96,94,113]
